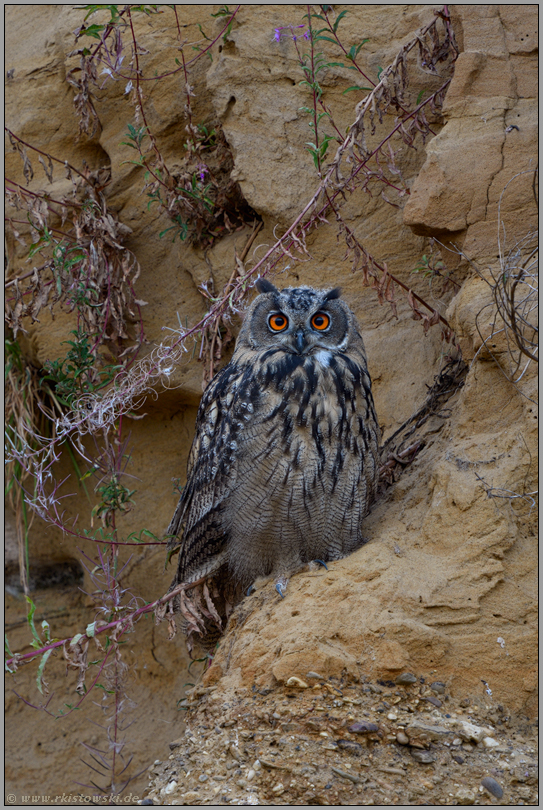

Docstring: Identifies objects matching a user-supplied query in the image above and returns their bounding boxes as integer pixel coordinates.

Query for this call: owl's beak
[294,329,308,354]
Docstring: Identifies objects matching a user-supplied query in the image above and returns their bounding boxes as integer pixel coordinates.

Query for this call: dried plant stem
[45,56,456,435]
[5,127,93,186]
[6,576,209,671]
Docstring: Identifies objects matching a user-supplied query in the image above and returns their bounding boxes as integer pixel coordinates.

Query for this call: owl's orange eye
[268,313,289,332]
[311,312,330,330]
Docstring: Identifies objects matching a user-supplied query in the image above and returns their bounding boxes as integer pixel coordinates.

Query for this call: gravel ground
[141,672,538,806]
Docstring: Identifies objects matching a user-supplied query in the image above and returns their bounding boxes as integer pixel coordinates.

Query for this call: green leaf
[210,5,231,17]
[25,596,43,650]
[79,4,120,23]
[347,45,358,61]
[5,634,14,657]
[188,657,208,674]
[377,66,384,80]
[312,35,338,44]
[305,146,320,170]
[95,683,115,694]
[36,649,53,695]
[5,634,15,673]
[342,85,372,95]
[333,10,349,33]
[416,89,425,105]
[196,22,212,41]
[80,23,105,38]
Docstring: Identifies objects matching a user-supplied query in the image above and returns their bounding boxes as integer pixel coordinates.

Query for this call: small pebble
[198,774,208,783]
[306,671,325,679]
[456,720,486,742]
[336,739,363,755]
[348,721,379,734]
[163,781,177,795]
[247,769,256,781]
[387,712,398,720]
[430,681,446,695]
[452,737,463,746]
[483,736,499,748]
[424,696,442,708]
[396,672,417,685]
[253,760,261,771]
[410,750,435,764]
[396,732,409,745]
[325,684,343,697]
[455,787,476,804]
[452,755,465,765]
[517,787,531,799]
[237,779,247,788]
[286,676,308,688]
[459,698,471,708]
[271,783,284,794]
[481,776,504,799]
[181,793,200,803]
[331,766,360,784]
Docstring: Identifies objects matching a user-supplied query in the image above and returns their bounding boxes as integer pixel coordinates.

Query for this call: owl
[165,280,380,644]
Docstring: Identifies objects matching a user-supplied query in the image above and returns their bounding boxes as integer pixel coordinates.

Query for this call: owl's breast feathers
[167,344,380,586]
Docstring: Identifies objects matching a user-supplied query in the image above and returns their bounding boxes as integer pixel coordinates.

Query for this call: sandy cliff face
[5,3,537,802]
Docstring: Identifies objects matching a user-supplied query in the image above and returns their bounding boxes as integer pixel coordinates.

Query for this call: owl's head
[235,279,363,359]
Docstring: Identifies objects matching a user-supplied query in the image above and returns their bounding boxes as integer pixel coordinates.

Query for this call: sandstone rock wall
[4,9,538,797]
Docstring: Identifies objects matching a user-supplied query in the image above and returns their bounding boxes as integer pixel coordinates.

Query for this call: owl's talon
[247,584,256,596]
[314,559,328,570]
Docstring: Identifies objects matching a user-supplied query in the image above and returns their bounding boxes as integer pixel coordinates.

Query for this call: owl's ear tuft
[255,278,278,295]
[324,287,342,301]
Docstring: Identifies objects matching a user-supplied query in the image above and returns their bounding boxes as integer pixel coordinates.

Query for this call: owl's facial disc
[266,309,336,355]
[245,286,351,356]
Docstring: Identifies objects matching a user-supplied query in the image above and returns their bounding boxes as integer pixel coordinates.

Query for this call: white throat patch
[313,349,332,367]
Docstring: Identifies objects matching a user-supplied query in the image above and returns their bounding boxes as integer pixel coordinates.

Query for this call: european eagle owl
[166,280,380,640]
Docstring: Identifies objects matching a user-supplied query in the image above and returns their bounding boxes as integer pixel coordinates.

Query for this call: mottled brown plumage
[165,281,380,645]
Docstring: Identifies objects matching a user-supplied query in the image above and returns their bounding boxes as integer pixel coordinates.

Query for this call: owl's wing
[166,363,247,584]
